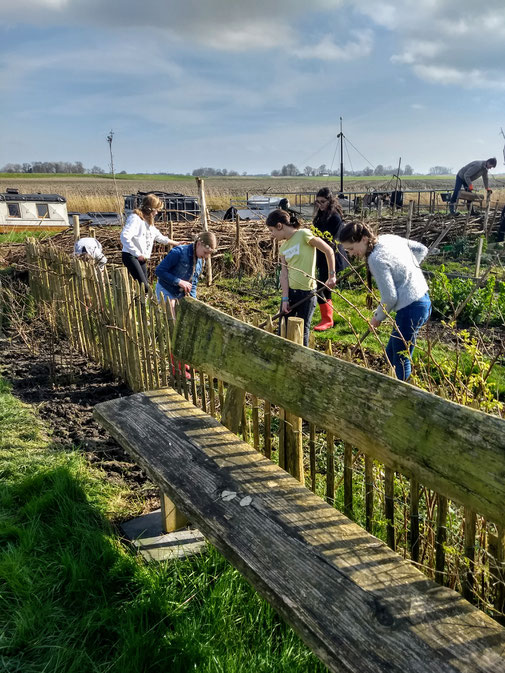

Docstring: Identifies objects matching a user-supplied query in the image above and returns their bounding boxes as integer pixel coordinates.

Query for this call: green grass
[0,230,62,245]
[0,376,324,673]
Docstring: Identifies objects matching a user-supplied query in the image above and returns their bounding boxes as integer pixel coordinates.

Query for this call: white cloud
[357,0,505,90]
[295,30,373,61]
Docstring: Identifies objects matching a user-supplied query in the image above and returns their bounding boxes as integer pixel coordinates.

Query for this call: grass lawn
[0,375,324,673]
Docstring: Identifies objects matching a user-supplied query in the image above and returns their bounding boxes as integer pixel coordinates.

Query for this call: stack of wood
[1,207,501,274]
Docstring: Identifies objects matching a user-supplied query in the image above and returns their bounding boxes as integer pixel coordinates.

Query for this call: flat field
[0,173,467,212]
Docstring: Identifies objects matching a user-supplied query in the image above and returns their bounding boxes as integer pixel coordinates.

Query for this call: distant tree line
[1,161,106,174]
[270,163,415,177]
[191,167,243,177]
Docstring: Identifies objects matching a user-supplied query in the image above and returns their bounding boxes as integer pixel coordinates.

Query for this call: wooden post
[326,432,335,504]
[435,494,448,585]
[462,508,476,602]
[251,395,260,452]
[483,192,491,240]
[196,177,212,286]
[160,491,189,533]
[209,376,216,417]
[377,198,382,220]
[410,478,420,564]
[309,423,316,493]
[72,214,80,243]
[384,467,395,551]
[406,200,414,239]
[264,401,272,459]
[285,317,304,483]
[343,442,353,518]
[365,455,374,533]
[475,236,484,278]
[199,370,207,412]
[494,526,505,618]
[221,384,246,434]
[235,212,241,270]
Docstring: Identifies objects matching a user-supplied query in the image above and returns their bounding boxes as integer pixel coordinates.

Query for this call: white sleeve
[369,259,398,322]
[120,215,141,255]
[407,240,428,265]
[152,225,171,245]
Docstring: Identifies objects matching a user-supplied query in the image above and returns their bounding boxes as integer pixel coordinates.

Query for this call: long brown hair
[265,208,301,229]
[338,221,378,296]
[191,231,218,278]
[313,187,343,227]
[134,193,163,225]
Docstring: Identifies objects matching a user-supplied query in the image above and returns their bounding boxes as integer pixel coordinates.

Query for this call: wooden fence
[25,238,505,621]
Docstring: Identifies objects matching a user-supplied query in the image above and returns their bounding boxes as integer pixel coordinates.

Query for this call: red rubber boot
[313,301,334,331]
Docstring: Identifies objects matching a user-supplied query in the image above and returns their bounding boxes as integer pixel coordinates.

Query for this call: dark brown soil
[0,313,159,513]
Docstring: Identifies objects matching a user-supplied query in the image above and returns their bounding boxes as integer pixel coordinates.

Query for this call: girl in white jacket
[339,222,431,381]
[120,193,179,290]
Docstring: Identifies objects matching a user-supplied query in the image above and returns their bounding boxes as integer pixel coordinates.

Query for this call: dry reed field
[3,175,496,213]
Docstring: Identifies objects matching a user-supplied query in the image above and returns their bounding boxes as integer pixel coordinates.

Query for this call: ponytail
[266,209,301,229]
[338,222,378,302]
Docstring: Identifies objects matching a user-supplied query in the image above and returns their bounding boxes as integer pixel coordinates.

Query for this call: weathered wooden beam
[94,389,505,673]
[172,298,505,527]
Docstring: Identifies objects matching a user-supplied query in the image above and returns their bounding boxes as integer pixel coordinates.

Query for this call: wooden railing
[25,238,505,620]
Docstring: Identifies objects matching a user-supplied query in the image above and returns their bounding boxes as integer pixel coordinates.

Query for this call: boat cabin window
[7,203,21,218]
[36,203,49,218]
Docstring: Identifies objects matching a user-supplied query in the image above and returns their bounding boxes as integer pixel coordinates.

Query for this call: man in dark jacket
[449,157,496,214]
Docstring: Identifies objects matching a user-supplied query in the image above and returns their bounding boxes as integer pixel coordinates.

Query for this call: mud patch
[0,321,159,514]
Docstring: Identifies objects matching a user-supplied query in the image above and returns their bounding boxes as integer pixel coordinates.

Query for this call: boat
[0,188,69,233]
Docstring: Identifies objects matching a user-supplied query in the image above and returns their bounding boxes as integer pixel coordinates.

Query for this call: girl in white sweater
[120,193,179,290]
[339,222,431,380]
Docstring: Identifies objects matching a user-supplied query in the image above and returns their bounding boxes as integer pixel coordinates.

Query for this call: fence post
[285,317,304,483]
[72,214,80,243]
[462,508,476,602]
[435,494,448,585]
[384,467,395,550]
[475,236,484,278]
[196,177,212,286]
[406,200,414,239]
[160,492,189,533]
[221,384,246,434]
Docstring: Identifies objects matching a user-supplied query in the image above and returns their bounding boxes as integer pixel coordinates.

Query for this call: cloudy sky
[1,0,504,175]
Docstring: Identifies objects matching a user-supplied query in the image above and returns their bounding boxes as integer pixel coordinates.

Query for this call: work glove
[486,188,493,194]
[468,184,473,191]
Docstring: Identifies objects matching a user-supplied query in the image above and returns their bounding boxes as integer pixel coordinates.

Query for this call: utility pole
[337,117,344,197]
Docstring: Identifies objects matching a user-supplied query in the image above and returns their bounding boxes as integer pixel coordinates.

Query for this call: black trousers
[316,250,332,303]
[122,252,149,290]
[278,289,316,347]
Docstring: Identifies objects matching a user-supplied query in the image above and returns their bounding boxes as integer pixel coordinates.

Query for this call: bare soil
[0,314,159,512]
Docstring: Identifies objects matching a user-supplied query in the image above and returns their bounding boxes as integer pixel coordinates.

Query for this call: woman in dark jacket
[312,187,349,331]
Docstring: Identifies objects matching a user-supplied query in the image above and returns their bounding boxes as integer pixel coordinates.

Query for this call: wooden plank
[172,298,505,526]
[94,389,505,673]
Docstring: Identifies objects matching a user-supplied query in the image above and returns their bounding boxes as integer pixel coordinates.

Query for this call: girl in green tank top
[266,209,336,346]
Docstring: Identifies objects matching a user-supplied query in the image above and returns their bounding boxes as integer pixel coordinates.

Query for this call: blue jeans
[385,293,431,381]
[449,175,468,208]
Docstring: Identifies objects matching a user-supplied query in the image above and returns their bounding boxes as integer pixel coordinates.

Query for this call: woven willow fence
[25,238,505,622]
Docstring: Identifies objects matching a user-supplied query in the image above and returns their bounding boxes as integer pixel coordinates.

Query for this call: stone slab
[120,509,207,562]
